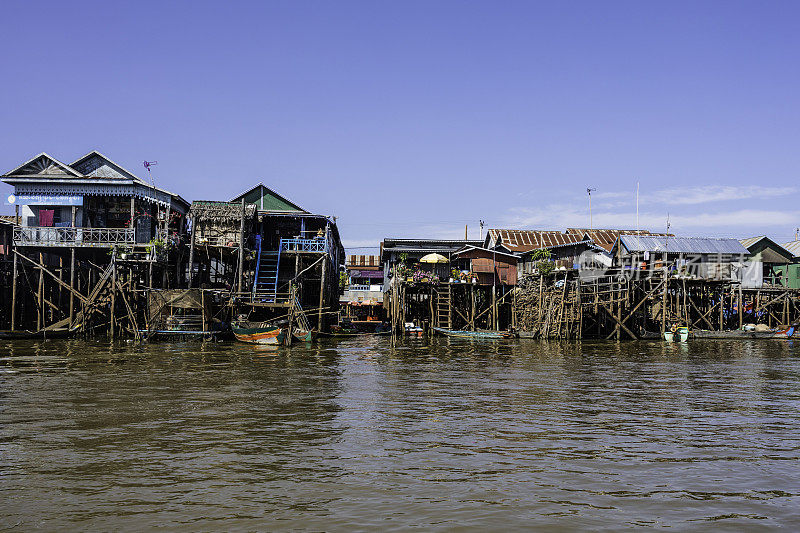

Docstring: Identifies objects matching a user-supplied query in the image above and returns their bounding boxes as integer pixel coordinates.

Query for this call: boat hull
[232,324,285,345]
[292,329,317,342]
[432,327,513,339]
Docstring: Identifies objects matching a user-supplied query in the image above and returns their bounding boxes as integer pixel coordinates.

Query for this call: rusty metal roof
[566,228,673,252]
[486,229,584,253]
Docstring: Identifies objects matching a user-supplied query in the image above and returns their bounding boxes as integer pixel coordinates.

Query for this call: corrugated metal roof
[567,228,673,252]
[487,229,583,252]
[619,235,748,255]
[782,240,800,258]
[739,235,766,249]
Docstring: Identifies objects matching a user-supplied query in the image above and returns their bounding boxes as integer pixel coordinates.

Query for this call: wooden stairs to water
[435,284,452,329]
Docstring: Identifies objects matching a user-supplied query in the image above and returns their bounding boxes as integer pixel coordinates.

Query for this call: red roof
[486,229,584,253]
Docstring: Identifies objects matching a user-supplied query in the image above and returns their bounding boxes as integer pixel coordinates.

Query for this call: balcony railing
[194,232,242,247]
[280,238,328,253]
[14,227,135,247]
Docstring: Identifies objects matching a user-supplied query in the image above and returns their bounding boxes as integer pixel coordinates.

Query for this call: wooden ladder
[436,284,452,329]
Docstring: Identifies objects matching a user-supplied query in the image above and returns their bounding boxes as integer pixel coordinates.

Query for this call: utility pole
[587,188,596,230]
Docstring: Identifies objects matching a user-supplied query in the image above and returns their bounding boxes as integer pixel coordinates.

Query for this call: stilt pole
[11,251,18,331]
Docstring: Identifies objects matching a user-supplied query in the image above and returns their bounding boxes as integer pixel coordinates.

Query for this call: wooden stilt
[11,251,18,331]
[188,215,196,288]
[237,198,245,294]
[37,252,44,331]
[317,254,327,331]
[69,247,76,329]
[111,258,116,340]
[738,284,743,328]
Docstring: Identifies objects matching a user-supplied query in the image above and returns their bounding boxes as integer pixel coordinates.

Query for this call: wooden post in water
[491,284,497,331]
[317,254,327,331]
[738,285,743,329]
[111,257,116,340]
[11,251,18,331]
[286,283,295,346]
[69,206,76,329]
[237,199,245,294]
[69,248,76,329]
[188,214,196,288]
[470,283,476,331]
[37,252,44,331]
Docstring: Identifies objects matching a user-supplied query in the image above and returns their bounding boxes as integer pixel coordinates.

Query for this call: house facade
[3,151,188,248]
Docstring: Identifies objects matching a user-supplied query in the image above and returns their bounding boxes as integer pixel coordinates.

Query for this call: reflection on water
[1,337,799,529]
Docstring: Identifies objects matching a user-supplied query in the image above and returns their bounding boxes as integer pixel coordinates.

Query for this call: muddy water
[1,337,799,530]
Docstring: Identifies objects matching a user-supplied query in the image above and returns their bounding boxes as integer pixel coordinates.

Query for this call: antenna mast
[587,188,597,230]
[143,160,158,188]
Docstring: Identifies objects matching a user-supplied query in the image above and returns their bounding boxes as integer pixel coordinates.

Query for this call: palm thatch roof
[190,201,256,222]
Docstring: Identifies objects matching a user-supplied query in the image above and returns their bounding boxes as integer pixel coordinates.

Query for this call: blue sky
[2,1,799,250]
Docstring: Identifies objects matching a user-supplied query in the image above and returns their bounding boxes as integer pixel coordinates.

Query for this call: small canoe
[232,323,285,345]
[318,330,392,337]
[432,327,514,339]
[0,329,73,340]
[773,326,795,338]
[292,328,317,342]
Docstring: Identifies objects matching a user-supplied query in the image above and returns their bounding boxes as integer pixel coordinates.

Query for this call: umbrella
[419,253,449,263]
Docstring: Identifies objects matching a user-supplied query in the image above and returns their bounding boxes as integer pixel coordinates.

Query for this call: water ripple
[1,337,799,529]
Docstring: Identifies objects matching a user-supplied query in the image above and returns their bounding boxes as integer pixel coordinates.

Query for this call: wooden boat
[680,327,796,340]
[232,322,285,345]
[292,328,317,342]
[432,327,514,339]
[773,326,795,338]
[0,328,73,340]
[318,330,391,337]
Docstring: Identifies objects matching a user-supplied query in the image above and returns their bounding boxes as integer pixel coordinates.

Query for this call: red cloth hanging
[39,209,54,227]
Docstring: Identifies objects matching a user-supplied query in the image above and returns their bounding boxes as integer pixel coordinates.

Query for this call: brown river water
[1,337,799,531]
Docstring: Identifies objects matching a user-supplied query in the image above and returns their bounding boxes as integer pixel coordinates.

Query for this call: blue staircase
[253,240,281,302]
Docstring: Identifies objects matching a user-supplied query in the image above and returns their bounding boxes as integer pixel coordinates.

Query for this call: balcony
[280,238,328,253]
[14,227,135,248]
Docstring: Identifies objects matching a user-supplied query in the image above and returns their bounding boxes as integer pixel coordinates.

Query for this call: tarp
[38,209,54,227]
[733,261,763,289]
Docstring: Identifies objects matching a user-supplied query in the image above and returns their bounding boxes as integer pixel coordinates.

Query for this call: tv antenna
[480,220,485,240]
[586,188,597,229]
[143,160,158,188]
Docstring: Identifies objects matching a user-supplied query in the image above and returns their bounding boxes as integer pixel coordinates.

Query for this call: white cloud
[645,185,796,205]
[503,205,796,235]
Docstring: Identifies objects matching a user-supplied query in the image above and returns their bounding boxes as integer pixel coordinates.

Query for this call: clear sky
[2,1,799,250]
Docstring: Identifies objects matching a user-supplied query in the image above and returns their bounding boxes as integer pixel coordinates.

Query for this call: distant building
[451,245,518,285]
[611,235,749,281]
[740,236,795,287]
[340,255,385,323]
[380,238,482,280]
[224,182,344,328]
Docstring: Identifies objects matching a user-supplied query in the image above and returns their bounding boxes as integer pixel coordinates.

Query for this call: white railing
[194,232,242,247]
[348,284,371,291]
[14,227,135,247]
